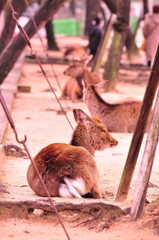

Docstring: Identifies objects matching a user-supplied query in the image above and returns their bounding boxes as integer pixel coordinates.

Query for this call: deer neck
[83,85,110,115]
[83,68,110,111]
[76,74,83,90]
[70,124,95,156]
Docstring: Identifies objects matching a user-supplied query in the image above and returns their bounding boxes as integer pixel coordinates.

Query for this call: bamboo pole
[91,14,113,72]
[130,88,159,221]
[115,45,159,202]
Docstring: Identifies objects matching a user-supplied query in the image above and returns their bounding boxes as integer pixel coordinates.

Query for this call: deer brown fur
[60,76,83,101]
[83,68,152,133]
[63,46,88,60]
[61,58,102,101]
[27,109,118,198]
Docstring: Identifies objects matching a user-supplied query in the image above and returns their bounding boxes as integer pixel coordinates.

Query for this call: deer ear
[73,109,90,124]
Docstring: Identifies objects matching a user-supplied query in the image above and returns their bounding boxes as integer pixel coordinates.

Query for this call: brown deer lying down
[63,46,88,60]
[61,58,102,101]
[60,76,83,101]
[60,59,85,101]
[27,109,118,198]
[83,68,152,133]
[62,58,152,132]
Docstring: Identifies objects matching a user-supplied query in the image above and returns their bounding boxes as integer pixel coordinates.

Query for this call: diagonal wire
[34,52,74,132]
[6,0,73,239]
[24,0,62,92]
[24,0,73,119]
[0,89,71,240]
[11,0,74,131]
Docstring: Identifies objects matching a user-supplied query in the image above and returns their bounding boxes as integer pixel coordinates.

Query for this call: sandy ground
[1,217,159,240]
[1,36,159,240]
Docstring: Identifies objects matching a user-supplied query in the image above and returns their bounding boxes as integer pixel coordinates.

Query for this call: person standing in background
[142,4,159,67]
[88,16,104,58]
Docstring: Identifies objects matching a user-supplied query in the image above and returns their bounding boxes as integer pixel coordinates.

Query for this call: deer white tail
[59,177,86,198]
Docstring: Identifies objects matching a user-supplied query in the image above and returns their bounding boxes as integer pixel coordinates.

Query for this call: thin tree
[0,0,27,54]
[103,0,131,91]
[45,19,59,51]
[125,0,149,60]
[143,0,149,16]
[0,0,6,12]
[0,0,66,85]
[102,0,116,13]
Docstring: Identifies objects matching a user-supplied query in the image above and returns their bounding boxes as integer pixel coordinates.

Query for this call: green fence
[53,18,82,36]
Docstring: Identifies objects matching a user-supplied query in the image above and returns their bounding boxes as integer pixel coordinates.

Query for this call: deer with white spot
[27,109,118,198]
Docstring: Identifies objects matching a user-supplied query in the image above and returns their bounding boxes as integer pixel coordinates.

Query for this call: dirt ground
[1,36,159,240]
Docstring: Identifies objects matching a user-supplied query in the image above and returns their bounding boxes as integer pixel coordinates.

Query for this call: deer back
[60,76,82,101]
[82,68,152,133]
[27,109,118,198]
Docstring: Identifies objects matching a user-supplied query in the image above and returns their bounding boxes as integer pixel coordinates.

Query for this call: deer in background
[63,45,88,60]
[82,68,152,133]
[60,75,83,101]
[63,57,152,132]
[61,59,85,101]
[61,57,102,101]
[27,109,118,198]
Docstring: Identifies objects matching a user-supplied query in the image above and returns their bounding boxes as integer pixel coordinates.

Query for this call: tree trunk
[0,0,27,54]
[84,0,101,35]
[102,0,116,13]
[103,30,122,85]
[102,0,140,58]
[0,0,6,12]
[0,0,66,85]
[103,0,130,92]
[125,0,149,60]
[143,0,149,17]
[45,19,59,51]
[125,20,140,60]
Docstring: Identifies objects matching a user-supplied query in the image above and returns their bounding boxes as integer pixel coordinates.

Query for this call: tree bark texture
[103,30,122,88]
[143,0,149,17]
[125,20,140,60]
[45,19,59,51]
[0,0,27,54]
[102,0,116,14]
[0,0,66,85]
[0,0,6,12]
[103,0,139,61]
[103,0,130,91]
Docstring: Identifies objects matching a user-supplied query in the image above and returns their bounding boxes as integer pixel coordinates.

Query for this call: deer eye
[101,129,106,133]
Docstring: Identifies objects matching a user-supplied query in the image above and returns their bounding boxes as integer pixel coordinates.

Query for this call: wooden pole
[130,88,159,221]
[115,45,159,202]
[91,14,113,72]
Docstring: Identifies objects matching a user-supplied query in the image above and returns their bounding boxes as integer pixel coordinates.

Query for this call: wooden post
[91,14,113,72]
[115,45,159,202]
[130,88,159,221]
